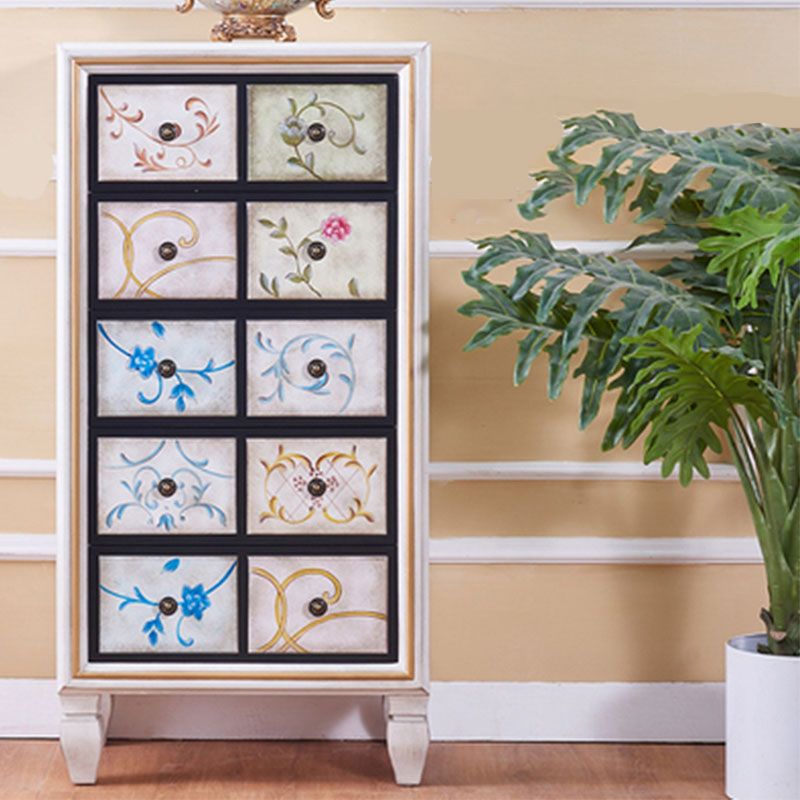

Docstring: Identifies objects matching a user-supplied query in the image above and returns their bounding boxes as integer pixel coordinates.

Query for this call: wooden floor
[0,740,726,800]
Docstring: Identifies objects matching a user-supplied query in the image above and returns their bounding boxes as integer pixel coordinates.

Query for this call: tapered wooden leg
[59,693,111,785]
[384,693,430,786]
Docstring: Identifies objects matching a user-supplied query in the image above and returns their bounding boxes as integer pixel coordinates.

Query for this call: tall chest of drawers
[56,43,430,786]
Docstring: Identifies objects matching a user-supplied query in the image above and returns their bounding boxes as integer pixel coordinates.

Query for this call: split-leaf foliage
[459,112,800,655]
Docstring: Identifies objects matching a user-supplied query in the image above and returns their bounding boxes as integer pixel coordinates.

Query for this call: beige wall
[1,5,797,681]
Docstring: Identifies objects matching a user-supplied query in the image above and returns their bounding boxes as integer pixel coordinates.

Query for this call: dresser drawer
[246,319,386,417]
[248,83,389,182]
[97,202,238,300]
[98,555,238,653]
[248,555,388,654]
[97,83,238,182]
[97,437,236,535]
[248,201,388,300]
[96,320,237,417]
[247,437,387,536]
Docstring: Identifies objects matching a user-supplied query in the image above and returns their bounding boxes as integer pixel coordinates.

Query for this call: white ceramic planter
[726,634,800,800]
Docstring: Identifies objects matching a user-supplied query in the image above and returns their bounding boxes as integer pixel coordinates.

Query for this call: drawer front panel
[248,83,388,182]
[248,555,388,654]
[96,320,237,417]
[247,201,388,301]
[246,319,386,417]
[98,555,238,653]
[97,202,238,300]
[247,437,387,536]
[97,438,237,535]
[97,83,237,182]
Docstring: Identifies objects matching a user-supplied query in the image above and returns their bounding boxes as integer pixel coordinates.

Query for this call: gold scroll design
[252,567,386,654]
[177,1,335,17]
[259,445,378,527]
[99,86,220,173]
[102,209,235,299]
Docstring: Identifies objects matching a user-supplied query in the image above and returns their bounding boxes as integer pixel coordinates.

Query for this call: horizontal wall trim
[429,460,739,481]
[429,535,762,564]
[0,678,725,742]
[0,533,761,564]
[0,1,794,8]
[0,458,740,482]
[0,458,57,478]
[0,237,691,261]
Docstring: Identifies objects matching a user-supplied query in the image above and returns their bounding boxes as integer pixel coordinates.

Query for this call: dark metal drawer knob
[308,597,328,617]
[158,241,178,261]
[157,477,177,498]
[307,122,326,143]
[307,241,327,261]
[157,359,177,378]
[159,596,178,616]
[158,122,181,142]
[307,359,327,379]
[307,477,327,498]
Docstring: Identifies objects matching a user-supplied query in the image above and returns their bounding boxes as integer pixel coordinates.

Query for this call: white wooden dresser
[56,42,430,786]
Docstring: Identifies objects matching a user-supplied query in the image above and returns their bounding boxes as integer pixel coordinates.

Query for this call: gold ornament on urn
[178,1,335,43]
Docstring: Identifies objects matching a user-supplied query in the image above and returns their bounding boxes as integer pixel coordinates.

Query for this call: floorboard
[0,741,726,799]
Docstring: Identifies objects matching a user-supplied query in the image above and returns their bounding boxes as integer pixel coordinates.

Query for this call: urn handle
[315,0,335,20]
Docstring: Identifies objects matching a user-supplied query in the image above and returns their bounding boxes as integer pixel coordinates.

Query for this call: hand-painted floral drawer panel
[248,201,388,300]
[97,202,238,300]
[248,83,388,182]
[97,83,237,182]
[97,438,236,535]
[96,320,237,417]
[98,555,238,653]
[248,555,388,654]
[247,437,387,535]
[247,319,386,417]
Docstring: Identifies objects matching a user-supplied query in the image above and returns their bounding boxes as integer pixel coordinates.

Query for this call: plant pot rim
[727,632,800,659]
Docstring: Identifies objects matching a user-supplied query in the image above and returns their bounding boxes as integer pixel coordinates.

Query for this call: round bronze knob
[308,597,328,617]
[307,241,327,261]
[307,359,327,379]
[307,477,327,498]
[158,241,178,261]
[157,477,177,498]
[307,123,326,143]
[158,122,180,142]
[157,359,177,379]
[158,596,178,616]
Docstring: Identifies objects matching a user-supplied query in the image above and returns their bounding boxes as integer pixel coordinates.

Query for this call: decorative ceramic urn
[178,0,335,42]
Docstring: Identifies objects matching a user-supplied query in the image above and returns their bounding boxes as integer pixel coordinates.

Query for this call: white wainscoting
[0,678,725,741]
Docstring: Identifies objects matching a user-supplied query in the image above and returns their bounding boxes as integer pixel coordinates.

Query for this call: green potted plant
[458,112,799,800]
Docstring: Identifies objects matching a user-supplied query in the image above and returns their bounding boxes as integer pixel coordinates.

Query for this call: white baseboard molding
[0,532,760,564]
[0,679,725,742]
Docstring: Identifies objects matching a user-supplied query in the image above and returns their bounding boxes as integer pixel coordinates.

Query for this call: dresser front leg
[59,693,111,785]
[384,694,430,786]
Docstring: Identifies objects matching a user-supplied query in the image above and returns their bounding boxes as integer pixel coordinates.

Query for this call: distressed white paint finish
[249,82,388,182]
[246,319,387,417]
[248,200,388,300]
[96,319,237,416]
[247,436,388,535]
[1,679,726,742]
[97,201,238,299]
[97,83,238,181]
[59,693,111,784]
[97,437,237,535]
[385,694,430,785]
[248,555,389,654]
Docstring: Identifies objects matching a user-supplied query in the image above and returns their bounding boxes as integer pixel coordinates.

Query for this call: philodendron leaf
[622,325,776,485]
[517,112,800,229]
[699,205,800,308]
